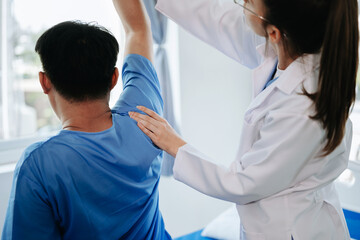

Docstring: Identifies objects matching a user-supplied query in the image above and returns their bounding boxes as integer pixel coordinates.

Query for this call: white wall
[158,26,252,237]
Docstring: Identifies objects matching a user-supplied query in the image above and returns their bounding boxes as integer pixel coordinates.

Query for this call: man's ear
[266,25,282,44]
[110,67,119,90]
[39,72,52,94]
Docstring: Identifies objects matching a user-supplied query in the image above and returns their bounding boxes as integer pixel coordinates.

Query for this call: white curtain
[143,0,180,176]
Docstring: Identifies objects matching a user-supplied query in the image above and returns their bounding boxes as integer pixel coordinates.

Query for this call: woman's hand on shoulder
[129,106,186,157]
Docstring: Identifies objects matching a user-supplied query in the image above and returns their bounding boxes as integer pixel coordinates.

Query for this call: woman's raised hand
[129,106,186,157]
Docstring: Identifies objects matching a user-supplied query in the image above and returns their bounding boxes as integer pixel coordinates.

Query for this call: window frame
[0,133,55,166]
[1,0,10,140]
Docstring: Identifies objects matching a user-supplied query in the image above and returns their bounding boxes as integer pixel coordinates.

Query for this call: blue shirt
[263,60,279,90]
[2,54,172,240]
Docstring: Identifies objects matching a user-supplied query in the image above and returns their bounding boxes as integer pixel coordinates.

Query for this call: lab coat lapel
[245,57,278,116]
[237,54,319,164]
[244,43,278,116]
[237,57,278,158]
[246,53,320,118]
[251,44,277,98]
[252,58,277,97]
[276,54,320,95]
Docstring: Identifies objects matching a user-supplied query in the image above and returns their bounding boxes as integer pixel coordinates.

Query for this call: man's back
[2,54,171,240]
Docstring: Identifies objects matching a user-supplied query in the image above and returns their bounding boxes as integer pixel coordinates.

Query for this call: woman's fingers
[137,121,157,139]
[136,106,164,122]
[129,111,159,133]
[129,108,186,157]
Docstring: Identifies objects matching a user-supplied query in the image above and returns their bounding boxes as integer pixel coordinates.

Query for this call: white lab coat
[156,0,352,239]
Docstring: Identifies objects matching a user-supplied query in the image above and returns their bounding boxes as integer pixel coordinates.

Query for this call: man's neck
[59,99,113,133]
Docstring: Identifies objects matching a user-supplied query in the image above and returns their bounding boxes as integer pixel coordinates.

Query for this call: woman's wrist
[168,139,187,157]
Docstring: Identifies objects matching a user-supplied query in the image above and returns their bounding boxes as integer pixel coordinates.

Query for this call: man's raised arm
[112,0,153,63]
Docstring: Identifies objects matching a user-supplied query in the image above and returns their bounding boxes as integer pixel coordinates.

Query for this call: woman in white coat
[129,0,359,239]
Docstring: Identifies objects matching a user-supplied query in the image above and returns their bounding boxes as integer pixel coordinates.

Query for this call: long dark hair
[263,0,359,156]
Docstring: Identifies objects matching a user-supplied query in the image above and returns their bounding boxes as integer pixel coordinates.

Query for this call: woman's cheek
[246,15,267,37]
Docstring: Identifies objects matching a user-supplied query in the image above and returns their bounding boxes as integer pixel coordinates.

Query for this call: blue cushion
[175,230,215,240]
[344,209,360,240]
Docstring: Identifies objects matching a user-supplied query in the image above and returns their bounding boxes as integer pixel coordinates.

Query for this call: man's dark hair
[35,21,119,102]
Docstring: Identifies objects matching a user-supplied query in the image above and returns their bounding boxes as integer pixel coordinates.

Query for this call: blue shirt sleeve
[1,147,61,240]
[112,54,164,116]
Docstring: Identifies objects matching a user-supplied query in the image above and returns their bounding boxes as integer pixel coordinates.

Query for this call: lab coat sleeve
[155,0,265,69]
[173,112,328,205]
[2,156,61,240]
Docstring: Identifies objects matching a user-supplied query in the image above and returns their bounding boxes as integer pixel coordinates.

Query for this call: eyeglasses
[233,0,270,23]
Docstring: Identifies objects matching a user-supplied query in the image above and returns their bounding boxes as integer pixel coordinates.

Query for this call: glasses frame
[233,0,271,23]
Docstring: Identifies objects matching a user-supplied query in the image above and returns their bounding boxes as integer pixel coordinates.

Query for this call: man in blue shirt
[1,0,171,239]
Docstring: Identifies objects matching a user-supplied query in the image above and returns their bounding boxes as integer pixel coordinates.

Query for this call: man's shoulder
[23,133,63,156]
[18,133,65,170]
